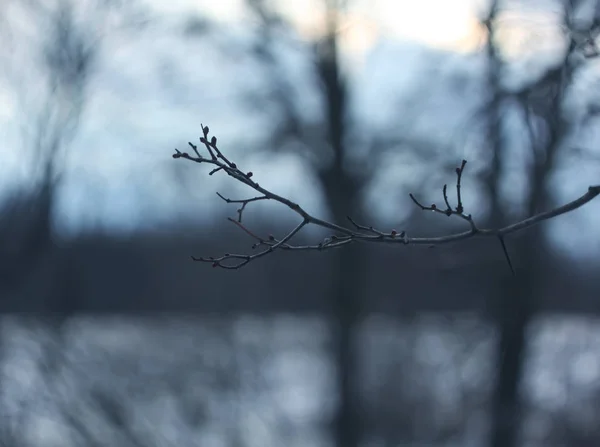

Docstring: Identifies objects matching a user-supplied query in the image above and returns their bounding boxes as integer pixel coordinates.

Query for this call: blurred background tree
[0,0,600,446]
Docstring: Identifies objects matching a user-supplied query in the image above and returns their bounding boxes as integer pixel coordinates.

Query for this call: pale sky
[1,0,599,259]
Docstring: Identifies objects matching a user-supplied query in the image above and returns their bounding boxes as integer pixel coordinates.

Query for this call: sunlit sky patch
[161,0,487,53]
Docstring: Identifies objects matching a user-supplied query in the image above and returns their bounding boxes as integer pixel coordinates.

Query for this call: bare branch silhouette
[173,125,599,269]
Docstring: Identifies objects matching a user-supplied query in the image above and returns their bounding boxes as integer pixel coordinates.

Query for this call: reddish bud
[431,204,437,210]
[268,234,275,241]
[391,229,397,237]
[212,262,218,268]
[231,163,237,169]
[211,136,217,146]
[246,172,253,178]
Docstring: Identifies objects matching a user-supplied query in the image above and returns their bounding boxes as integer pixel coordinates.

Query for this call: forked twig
[172,126,600,270]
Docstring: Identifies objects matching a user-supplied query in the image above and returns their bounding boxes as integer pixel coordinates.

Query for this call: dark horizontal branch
[172,125,600,269]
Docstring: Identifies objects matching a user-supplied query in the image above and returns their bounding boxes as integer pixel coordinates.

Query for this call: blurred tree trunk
[479,3,526,443]
[490,257,534,447]
[329,244,364,447]
[323,184,365,447]
[316,14,365,447]
[240,1,368,444]
[0,0,96,299]
[0,0,146,299]
[481,0,505,229]
[479,5,528,442]
[488,3,580,445]
[0,0,146,442]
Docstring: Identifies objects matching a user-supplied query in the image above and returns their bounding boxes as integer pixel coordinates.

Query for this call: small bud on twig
[174,125,600,270]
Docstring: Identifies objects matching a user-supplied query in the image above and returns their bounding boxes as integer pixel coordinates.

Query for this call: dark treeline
[3,216,598,316]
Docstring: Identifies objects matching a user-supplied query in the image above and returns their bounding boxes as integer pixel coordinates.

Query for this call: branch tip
[171,126,599,270]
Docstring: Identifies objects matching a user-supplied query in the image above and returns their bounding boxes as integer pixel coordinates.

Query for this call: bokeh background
[1,0,600,445]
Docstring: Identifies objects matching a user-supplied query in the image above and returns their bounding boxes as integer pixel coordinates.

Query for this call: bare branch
[172,127,600,269]
[215,192,268,222]
[408,161,476,232]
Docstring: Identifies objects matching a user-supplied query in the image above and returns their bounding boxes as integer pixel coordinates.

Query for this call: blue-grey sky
[0,0,599,258]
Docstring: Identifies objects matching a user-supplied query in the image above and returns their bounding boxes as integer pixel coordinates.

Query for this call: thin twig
[216,192,268,222]
[173,128,600,269]
[455,159,467,214]
[498,235,515,276]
